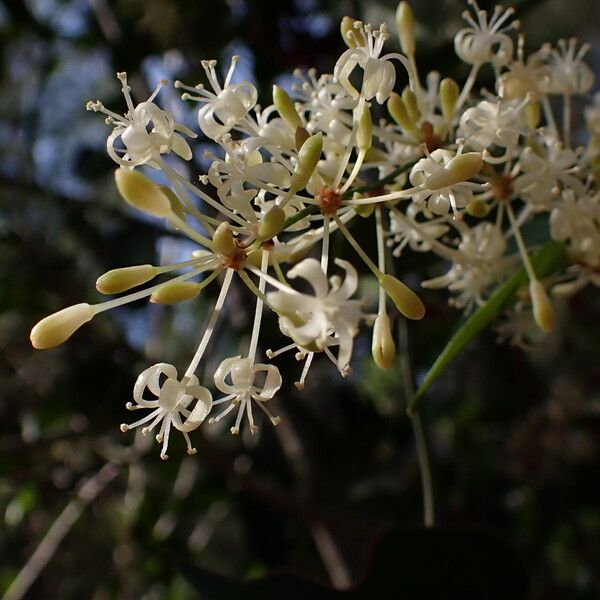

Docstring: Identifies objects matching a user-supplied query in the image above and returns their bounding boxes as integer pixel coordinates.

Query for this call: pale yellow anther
[150,281,201,304]
[114,168,171,218]
[387,92,420,137]
[290,132,323,192]
[96,265,158,295]
[396,2,416,56]
[340,16,363,48]
[258,205,286,240]
[212,222,236,257]
[401,86,420,122]
[356,104,373,151]
[379,274,425,320]
[529,280,555,332]
[439,78,459,122]
[30,303,94,349]
[273,85,302,131]
[425,152,483,191]
[372,313,397,369]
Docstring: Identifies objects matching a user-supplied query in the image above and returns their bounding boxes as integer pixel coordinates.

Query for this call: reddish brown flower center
[317,186,342,216]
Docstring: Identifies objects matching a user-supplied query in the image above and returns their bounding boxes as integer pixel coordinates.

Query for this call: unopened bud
[160,185,186,225]
[273,85,302,131]
[30,303,94,349]
[388,92,420,137]
[396,2,416,55]
[290,132,323,192]
[150,281,201,304]
[465,198,489,218]
[372,313,396,369]
[379,274,425,320]
[356,104,373,151]
[402,86,420,122]
[353,193,374,218]
[340,16,363,48]
[525,101,541,129]
[258,205,286,240]
[529,280,554,332]
[114,168,171,218]
[96,265,158,294]
[425,152,483,190]
[212,222,236,257]
[439,78,459,122]
[295,126,310,151]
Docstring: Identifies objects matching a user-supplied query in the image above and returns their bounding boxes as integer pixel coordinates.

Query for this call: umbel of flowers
[31,1,600,458]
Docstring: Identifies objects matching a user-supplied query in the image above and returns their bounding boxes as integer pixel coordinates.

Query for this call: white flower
[87,73,195,168]
[176,56,258,139]
[542,38,594,96]
[514,137,584,210]
[550,190,600,265]
[454,0,517,66]
[409,149,482,217]
[458,99,528,162]
[422,222,516,309]
[210,356,282,434]
[388,204,449,257]
[267,258,364,371]
[334,22,406,103]
[207,138,291,223]
[120,363,213,459]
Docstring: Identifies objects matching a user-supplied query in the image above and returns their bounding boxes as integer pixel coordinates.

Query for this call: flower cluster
[31,1,600,458]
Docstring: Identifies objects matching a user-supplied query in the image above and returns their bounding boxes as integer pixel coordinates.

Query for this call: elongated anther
[150,281,201,304]
[114,168,171,217]
[96,265,158,294]
[372,313,397,368]
[379,274,425,320]
[425,152,483,190]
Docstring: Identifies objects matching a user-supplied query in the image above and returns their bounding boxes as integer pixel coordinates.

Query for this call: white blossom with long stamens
[120,363,213,459]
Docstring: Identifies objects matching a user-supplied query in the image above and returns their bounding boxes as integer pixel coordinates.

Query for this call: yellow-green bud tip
[96,265,158,295]
[396,2,416,56]
[30,303,94,349]
[150,281,201,304]
[425,152,483,191]
[439,78,459,122]
[530,280,555,332]
[115,168,171,218]
[380,274,425,320]
[212,222,236,256]
[372,313,396,369]
[273,85,302,131]
[290,132,323,192]
[258,205,286,240]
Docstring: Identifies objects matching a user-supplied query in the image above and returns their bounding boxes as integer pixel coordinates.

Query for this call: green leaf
[409,241,567,413]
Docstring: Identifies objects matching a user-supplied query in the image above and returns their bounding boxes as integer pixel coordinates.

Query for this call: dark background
[0,0,599,598]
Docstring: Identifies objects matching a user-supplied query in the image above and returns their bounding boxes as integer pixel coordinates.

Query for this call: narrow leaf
[409,241,566,413]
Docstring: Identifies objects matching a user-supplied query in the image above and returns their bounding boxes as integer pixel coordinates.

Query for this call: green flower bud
[439,78,459,122]
[372,313,396,369]
[212,222,236,257]
[402,86,420,122]
[530,280,554,332]
[356,104,373,151]
[96,265,158,295]
[340,16,363,48]
[425,152,483,190]
[114,168,171,218]
[258,205,286,240]
[396,2,416,56]
[379,274,425,320]
[150,281,201,304]
[273,85,302,131]
[290,132,323,192]
[30,303,94,349]
[388,92,420,137]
